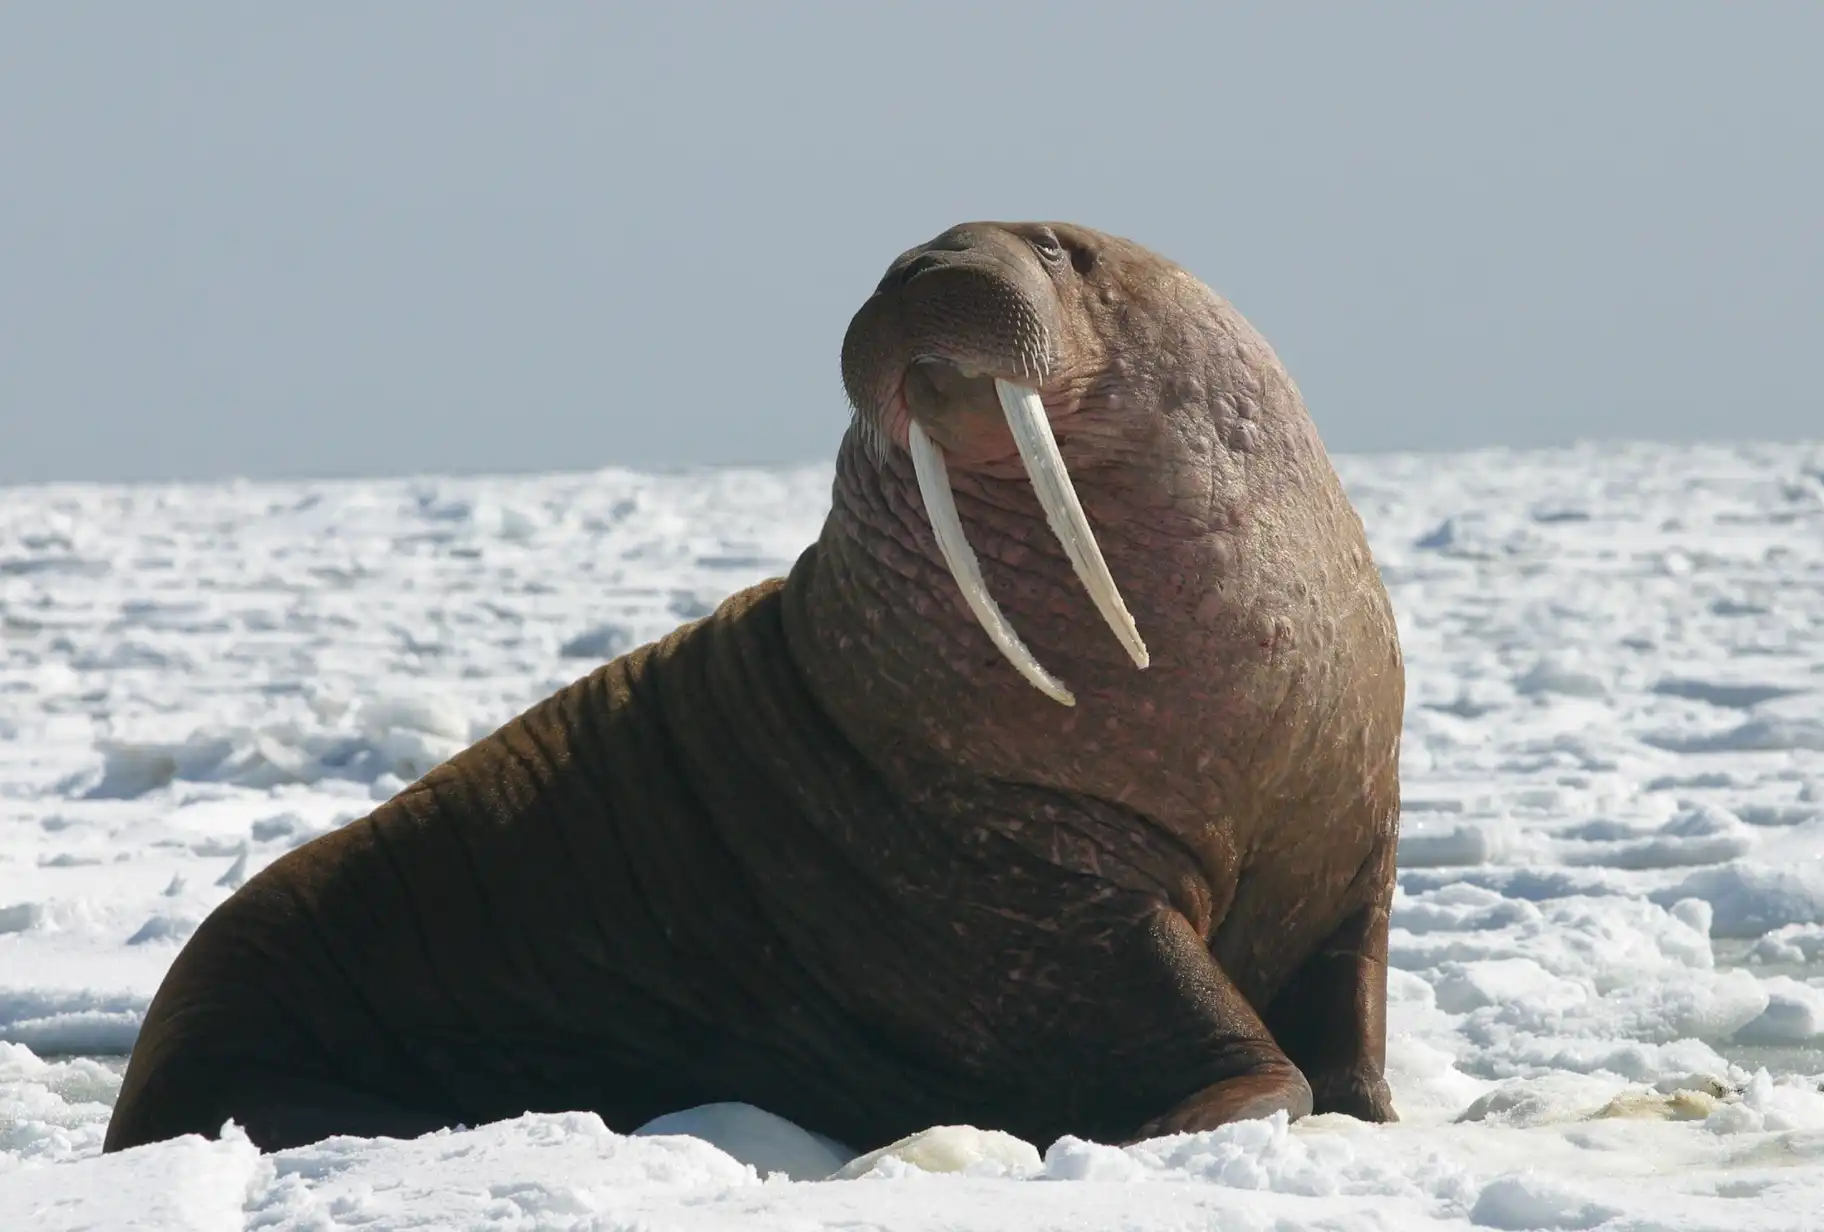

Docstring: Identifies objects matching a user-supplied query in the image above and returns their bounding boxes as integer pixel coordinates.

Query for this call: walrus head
[840,223,1149,705]
[791,220,1385,831]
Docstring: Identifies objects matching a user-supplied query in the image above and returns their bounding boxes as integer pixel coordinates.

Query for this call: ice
[1748,923,1824,966]
[0,1123,261,1229]
[3,442,1823,1229]
[1733,977,1824,1045]
[1653,677,1808,710]
[1646,717,1824,755]
[557,621,634,660]
[1651,862,1824,936]
[1399,822,1503,867]
[1468,1174,1619,1231]
[636,1103,852,1181]
[836,1125,1042,1180]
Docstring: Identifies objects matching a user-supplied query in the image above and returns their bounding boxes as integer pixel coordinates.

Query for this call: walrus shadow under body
[104,222,1404,1157]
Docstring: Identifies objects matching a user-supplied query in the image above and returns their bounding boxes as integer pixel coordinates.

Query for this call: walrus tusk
[995,379,1151,671]
[908,419,1077,706]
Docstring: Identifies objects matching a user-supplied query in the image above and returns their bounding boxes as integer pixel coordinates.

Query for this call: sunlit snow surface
[4,442,1824,1230]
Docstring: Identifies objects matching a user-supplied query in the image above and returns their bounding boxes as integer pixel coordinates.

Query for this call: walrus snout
[842,233,1060,446]
[841,221,1149,706]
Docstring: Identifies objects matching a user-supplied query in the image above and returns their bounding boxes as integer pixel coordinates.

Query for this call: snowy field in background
[3,440,1823,1231]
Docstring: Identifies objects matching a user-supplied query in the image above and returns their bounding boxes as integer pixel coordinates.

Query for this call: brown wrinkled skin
[104,222,1404,1158]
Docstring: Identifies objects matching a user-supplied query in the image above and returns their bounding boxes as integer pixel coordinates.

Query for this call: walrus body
[105,222,1404,1156]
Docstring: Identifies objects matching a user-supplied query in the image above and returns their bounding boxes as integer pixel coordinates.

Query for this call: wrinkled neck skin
[783,332,1362,861]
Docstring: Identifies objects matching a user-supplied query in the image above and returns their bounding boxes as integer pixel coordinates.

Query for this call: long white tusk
[908,419,1076,706]
[994,379,1150,670]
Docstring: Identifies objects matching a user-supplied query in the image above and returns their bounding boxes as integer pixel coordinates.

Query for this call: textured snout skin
[842,224,1060,422]
[105,221,1403,1158]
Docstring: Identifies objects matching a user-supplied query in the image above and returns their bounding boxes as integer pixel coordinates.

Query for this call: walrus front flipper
[1263,853,1400,1124]
[1114,911,1313,1142]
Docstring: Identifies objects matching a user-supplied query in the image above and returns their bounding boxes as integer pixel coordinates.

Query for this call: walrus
[103,221,1404,1157]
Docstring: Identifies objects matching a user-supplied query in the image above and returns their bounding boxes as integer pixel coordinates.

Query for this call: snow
[3,440,1823,1229]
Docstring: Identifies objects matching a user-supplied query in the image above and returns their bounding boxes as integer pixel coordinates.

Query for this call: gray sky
[2,3,1819,485]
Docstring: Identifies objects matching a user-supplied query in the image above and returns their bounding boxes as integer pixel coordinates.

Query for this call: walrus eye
[1027,228,1066,267]
[905,379,1151,706]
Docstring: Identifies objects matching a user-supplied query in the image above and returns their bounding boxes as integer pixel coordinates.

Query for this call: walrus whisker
[907,418,1077,705]
[994,378,1151,671]
[851,405,891,468]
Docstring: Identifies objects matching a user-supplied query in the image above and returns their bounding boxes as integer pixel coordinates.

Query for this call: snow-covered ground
[3,440,1823,1230]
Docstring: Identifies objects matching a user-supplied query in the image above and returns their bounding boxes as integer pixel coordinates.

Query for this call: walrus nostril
[881,252,955,292]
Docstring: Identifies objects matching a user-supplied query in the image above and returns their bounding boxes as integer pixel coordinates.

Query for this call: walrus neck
[781,434,1255,829]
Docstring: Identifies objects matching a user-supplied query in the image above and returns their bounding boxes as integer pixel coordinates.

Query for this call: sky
[1,2,1819,486]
